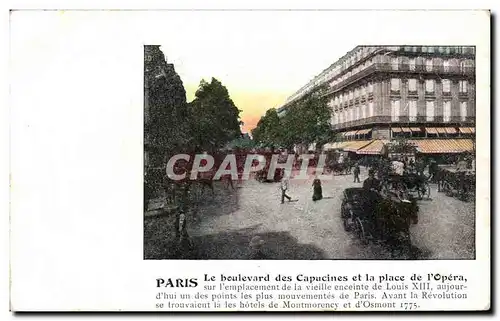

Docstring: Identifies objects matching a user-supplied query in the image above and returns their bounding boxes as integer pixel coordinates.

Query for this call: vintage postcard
[10,9,490,312]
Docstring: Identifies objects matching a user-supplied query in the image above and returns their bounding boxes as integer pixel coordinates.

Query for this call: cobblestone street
[144,167,475,260]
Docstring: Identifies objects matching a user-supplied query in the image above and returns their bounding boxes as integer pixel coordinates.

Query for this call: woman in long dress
[312,178,323,201]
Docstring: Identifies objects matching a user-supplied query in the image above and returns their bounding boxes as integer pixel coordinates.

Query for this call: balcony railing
[323,63,475,96]
[331,115,475,131]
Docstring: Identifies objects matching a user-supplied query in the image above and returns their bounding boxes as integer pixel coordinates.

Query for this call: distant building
[278,46,475,155]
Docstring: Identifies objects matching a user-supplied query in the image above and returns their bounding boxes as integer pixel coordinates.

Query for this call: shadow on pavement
[145,224,327,260]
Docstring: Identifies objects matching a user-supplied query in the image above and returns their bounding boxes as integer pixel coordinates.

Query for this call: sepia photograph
[143,43,476,260]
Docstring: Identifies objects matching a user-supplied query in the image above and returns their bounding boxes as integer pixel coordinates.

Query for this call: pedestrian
[248,236,267,259]
[175,210,193,258]
[363,169,381,192]
[353,163,361,183]
[280,173,292,204]
[312,178,323,201]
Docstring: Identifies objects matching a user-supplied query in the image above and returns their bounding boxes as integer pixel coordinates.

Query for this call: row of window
[332,102,375,125]
[328,56,474,89]
[331,100,470,125]
[331,83,375,106]
[330,79,470,108]
[399,46,475,55]
[390,78,469,93]
[390,100,469,122]
[288,46,474,105]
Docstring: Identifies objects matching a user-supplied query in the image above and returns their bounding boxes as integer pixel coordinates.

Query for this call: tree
[188,78,242,152]
[251,108,282,148]
[280,93,333,149]
[388,137,417,155]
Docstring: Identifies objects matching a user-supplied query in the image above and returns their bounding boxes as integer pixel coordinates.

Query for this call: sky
[152,10,486,133]
[155,11,362,133]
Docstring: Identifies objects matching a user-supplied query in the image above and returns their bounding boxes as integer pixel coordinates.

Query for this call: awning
[327,141,353,150]
[322,143,335,151]
[357,128,372,135]
[345,130,357,137]
[410,127,422,132]
[392,127,402,133]
[410,139,474,154]
[445,127,457,134]
[401,127,412,133]
[425,127,438,134]
[357,140,389,155]
[459,127,471,134]
[343,140,373,152]
[436,128,447,134]
[337,141,353,149]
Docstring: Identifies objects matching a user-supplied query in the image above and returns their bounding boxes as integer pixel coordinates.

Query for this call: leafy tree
[188,78,242,152]
[280,93,333,149]
[388,137,417,155]
[226,134,256,150]
[251,108,282,148]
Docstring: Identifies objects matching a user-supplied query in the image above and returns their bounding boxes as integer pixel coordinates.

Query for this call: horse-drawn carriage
[373,159,430,200]
[341,187,419,250]
[380,172,431,200]
[437,166,475,201]
[256,166,284,182]
[254,153,285,183]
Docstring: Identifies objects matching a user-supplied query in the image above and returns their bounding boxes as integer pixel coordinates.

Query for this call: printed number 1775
[401,302,419,310]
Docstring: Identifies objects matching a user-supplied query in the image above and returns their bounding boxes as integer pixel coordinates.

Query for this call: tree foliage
[252,93,333,150]
[388,137,417,155]
[251,108,282,148]
[188,78,243,152]
[145,47,242,165]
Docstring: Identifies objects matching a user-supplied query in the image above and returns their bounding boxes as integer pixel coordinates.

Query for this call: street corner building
[277,45,475,156]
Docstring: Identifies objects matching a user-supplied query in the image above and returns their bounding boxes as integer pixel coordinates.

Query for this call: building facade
[278,46,476,154]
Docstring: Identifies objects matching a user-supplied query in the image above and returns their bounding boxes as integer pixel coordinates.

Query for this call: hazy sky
[152,10,485,133]
[156,11,362,132]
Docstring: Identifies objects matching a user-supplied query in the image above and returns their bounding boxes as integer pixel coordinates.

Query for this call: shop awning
[436,128,447,134]
[458,127,472,134]
[357,140,390,155]
[401,127,412,133]
[410,139,474,154]
[445,127,457,134]
[322,143,335,151]
[327,141,353,149]
[357,128,372,135]
[425,127,438,134]
[392,127,402,133]
[410,127,422,132]
[343,140,373,152]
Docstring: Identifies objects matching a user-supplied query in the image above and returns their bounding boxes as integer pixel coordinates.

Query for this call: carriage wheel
[417,182,431,200]
[354,217,368,244]
[342,209,355,232]
[442,181,453,197]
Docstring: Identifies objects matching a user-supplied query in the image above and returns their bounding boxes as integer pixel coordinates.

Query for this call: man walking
[353,163,361,183]
[280,173,292,204]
